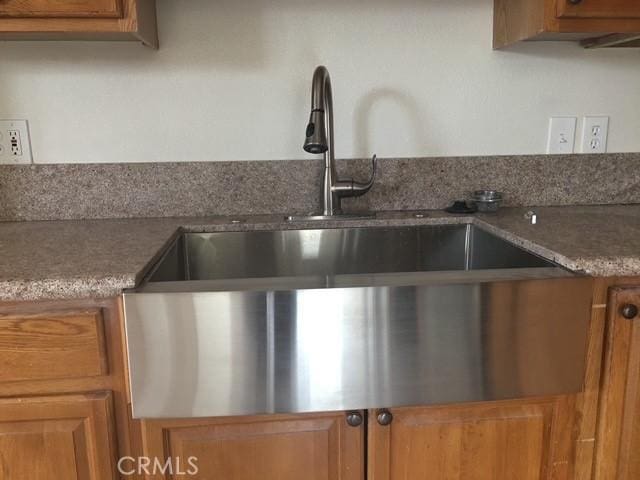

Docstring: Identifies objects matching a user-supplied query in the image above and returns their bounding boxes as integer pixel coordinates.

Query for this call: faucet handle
[332,154,378,198]
[351,154,377,195]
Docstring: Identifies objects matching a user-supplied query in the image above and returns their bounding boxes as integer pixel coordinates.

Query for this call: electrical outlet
[581,116,609,154]
[547,117,577,154]
[9,130,22,156]
[0,120,32,164]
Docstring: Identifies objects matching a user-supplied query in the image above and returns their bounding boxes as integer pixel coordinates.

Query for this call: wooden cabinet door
[0,392,117,480]
[140,411,364,480]
[368,397,577,480]
[594,287,640,480]
[0,0,123,18]
[557,0,640,19]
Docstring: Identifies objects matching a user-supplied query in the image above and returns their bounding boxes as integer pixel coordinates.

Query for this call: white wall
[0,0,639,164]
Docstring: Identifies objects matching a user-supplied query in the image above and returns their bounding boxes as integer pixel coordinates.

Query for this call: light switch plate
[547,117,577,154]
[581,116,609,154]
[0,120,32,164]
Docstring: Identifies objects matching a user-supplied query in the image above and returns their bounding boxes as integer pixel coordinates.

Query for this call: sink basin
[141,224,559,292]
[124,223,593,419]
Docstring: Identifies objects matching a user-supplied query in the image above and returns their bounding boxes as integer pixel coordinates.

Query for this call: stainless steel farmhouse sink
[124,224,593,418]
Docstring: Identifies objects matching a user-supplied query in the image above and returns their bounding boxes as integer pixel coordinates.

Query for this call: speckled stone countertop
[0,218,181,301]
[1,204,640,301]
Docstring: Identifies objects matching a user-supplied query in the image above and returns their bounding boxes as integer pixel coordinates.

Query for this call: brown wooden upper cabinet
[0,0,123,18]
[557,0,640,19]
[0,0,158,48]
[494,0,640,49]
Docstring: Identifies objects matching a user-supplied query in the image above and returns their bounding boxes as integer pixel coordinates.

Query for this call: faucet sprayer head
[303,109,328,154]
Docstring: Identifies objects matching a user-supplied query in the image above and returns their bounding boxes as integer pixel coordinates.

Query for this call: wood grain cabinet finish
[136,397,587,480]
[494,0,640,48]
[0,392,118,480]
[594,286,640,480]
[0,298,134,480]
[0,0,123,18]
[0,308,108,383]
[139,411,365,480]
[0,0,158,48]
[368,397,578,480]
[557,0,640,19]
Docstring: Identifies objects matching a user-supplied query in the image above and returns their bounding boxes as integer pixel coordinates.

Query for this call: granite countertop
[1,204,639,301]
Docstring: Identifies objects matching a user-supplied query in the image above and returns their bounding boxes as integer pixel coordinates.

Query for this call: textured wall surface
[1,153,639,221]
[0,0,639,164]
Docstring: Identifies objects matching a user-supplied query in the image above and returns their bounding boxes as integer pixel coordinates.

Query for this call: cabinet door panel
[594,286,640,480]
[0,392,117,480]
[0,0,122,18]
[557,0,640,19]
[140,411,364,480]
[369,397,576,480]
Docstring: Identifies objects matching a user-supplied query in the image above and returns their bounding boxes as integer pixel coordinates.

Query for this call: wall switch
[0,120,32,164]
[547,117,577,154]
[581,116,609,154]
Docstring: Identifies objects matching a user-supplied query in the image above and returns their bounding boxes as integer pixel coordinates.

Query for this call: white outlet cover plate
[547,117,577,154]
[582,116,609,154]
[0,119,32,164]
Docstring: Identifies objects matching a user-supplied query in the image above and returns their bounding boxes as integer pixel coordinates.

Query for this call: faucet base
[285,213,377,222]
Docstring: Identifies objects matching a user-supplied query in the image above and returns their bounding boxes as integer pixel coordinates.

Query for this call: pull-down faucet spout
[303,66,377,216]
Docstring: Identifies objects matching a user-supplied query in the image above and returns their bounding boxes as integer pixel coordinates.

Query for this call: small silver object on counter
[525,210,538,225]
[472,190,503,213]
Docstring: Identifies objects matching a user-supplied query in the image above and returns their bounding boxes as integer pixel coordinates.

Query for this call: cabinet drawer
[0,309,108,383]
[0,0,123,18]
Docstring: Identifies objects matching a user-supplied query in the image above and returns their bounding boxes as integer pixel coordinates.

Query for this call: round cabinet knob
[568,0,583,4]
[621,304,639,320]
[377,409,393,426]
[346,411,363,427]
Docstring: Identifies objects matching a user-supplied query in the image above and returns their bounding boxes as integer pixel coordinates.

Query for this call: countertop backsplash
[1,153,639,221]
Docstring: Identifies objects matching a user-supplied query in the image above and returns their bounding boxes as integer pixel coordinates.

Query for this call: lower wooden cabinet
[594,286,640,480]
[137,396,577,480]
[0,392,117,480]
[0,308,108,383]
[0,298,133,480]
[368,397,577,480]
[139,411,365,480]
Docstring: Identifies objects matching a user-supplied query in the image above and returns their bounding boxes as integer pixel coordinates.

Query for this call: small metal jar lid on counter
[472,190,503,213]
